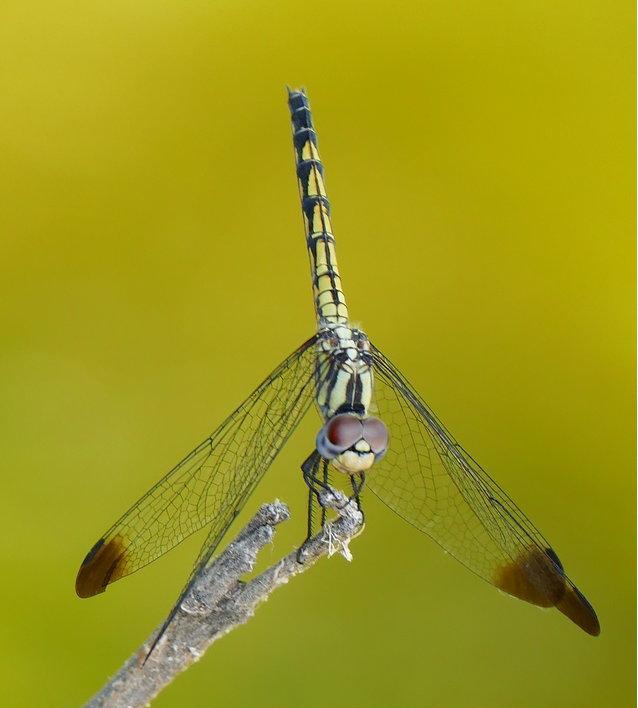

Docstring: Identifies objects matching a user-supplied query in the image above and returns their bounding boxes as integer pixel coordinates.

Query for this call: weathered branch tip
[84,491,364,708]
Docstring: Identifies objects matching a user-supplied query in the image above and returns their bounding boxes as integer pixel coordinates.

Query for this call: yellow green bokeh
[0,1,634,706]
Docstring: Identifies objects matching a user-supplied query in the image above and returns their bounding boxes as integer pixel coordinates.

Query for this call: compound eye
[316,414,363,460]
[326,415,363,449]
[363,417,389,455]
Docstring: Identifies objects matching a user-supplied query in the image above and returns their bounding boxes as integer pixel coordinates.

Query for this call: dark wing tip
[556,584,601,636]
[494,546,600,636]
[75,536,126,598]
[493,547,565,608]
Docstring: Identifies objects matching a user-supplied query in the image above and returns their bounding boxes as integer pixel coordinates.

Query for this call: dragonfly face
[316,413,389,474]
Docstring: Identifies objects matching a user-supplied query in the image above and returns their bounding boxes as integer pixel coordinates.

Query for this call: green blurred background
[0,1,634,706]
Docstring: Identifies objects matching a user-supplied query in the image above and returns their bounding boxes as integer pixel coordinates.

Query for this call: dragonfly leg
[320,459,329,528]
[349,472,366,524]
[301,451,331,496]
[297,496,321,565]
[298,451,331,563]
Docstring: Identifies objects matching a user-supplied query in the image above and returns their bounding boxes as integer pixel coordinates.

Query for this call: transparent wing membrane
[368,343,599,636]
[76,336,318,598]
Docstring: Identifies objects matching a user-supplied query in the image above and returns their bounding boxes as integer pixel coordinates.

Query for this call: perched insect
[77,89,600,651]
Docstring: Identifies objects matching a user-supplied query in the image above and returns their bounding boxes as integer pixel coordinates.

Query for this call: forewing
[368,343,599,635]
[76,336,318,598]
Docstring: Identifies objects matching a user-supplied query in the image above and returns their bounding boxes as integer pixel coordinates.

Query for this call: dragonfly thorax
[315,324,374,419]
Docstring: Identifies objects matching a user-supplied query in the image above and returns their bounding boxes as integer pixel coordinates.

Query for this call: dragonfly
[76,88,600,648]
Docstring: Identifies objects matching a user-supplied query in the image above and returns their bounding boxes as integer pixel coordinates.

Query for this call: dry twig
[84,490,363,707]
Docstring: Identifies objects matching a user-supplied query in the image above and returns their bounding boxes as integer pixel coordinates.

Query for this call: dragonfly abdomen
[288,89,349,325]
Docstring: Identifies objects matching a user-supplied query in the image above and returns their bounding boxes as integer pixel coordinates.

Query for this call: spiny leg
[298,450,323,563]
[350,471,366,524]
[320,458,329,528]
[302,453,331,497]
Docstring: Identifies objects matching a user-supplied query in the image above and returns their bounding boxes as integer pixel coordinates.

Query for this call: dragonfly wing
[76,336,318,598]
[368,343,599,636]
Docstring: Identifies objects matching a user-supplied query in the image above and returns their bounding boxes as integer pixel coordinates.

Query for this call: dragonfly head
[316,413,389,474]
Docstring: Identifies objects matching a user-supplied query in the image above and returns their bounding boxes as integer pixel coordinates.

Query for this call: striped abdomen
[287,89,349,326]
